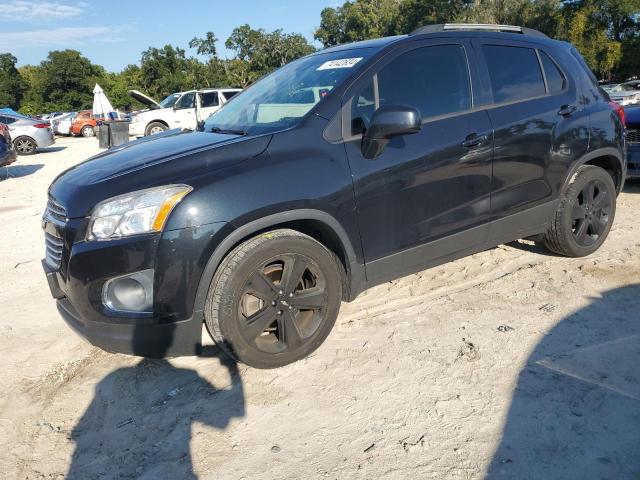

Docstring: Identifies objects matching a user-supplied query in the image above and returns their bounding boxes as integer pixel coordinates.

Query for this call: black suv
[42,24,625,368]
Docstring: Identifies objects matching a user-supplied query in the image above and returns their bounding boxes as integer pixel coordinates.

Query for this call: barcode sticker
[317,58,363,71]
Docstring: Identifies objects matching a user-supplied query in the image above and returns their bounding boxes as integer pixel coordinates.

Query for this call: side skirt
[362,200,557,291]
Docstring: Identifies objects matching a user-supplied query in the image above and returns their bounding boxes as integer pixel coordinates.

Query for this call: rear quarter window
[482,45,546,103]
[539,51,567,94]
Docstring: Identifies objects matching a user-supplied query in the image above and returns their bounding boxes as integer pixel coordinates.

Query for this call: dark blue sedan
[626,105,640,178]
[0,123,17,167]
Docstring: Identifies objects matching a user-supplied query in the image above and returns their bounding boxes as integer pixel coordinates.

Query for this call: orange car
[70,110,97,137]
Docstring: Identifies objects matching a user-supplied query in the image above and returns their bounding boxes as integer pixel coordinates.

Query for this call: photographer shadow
[487,284,640,479]
[66,322,245,479]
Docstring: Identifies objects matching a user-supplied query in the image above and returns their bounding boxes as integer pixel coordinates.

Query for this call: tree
[139,45,191,99]
[394,0,472,34]
[0,53,27,109]
[563,2,623,80]
[315,0,400,47]
[189,31,219,57]
[39,50,104,111]
[226,25,315,84]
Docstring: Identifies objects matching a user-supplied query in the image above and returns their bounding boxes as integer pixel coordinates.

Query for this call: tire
[81,125,95,137]
[542,165,616,257]
[145,122,168,136]
[205,229,343,368]
[14,136,36,155]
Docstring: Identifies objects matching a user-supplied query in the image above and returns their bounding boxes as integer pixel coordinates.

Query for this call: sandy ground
[0,136,639,479]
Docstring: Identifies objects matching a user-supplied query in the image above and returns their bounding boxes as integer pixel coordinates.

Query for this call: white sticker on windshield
[317,57,363,71]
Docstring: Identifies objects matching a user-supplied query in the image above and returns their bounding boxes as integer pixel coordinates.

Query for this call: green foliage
[7,4,640,115]
[317,0,640,80]
[0,53,27,109]
[39,50,104,112]
[315,0,400,46]
[226,25,315,85]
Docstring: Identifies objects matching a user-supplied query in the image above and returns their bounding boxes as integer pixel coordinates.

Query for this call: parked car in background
[53,112,76,136]
[607,80,640,106]
[0,113,55,155]
[128,88,242,136]
[43,24,625,368]
[70,110,98,137]
[0,122,17,166]
[50,112,75,135]
[625,105,640,178]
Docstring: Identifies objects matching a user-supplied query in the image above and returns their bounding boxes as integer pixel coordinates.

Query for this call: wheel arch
[193,210,366,315]
[13,134,36,145]
[563,147,625,194]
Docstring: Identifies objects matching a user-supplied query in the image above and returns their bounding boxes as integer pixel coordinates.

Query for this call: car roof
[318,24,568,57]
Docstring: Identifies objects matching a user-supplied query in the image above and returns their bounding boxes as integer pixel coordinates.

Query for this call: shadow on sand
[487,284,640,479]
[1,163,44,180]
[66,321,245,479]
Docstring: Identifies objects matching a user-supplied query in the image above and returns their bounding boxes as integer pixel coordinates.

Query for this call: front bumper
[627,143,640,178]
[42,219,228,357]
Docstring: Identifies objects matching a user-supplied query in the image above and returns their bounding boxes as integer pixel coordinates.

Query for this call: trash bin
[109,120,130,147]
[96,122,110,149]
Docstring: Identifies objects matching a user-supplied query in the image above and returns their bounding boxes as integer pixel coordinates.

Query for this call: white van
[128,88,242,136]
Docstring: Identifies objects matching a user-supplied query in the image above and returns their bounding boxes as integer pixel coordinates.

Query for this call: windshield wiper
[210,127,247,136]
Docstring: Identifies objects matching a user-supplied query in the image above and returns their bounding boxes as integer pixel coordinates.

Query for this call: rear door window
[482,45,545,103]
[200,91,219,107]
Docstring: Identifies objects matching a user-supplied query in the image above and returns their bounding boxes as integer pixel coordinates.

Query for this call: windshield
[159,93,181,108]
[204,48,374,135]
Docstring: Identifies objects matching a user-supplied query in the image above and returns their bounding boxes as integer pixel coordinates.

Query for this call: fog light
[103,269,154,313]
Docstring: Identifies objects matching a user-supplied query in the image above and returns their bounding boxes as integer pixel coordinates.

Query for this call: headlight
[88,185,192,240]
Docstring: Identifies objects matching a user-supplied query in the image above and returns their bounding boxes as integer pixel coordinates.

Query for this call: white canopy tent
[92,84,119,120]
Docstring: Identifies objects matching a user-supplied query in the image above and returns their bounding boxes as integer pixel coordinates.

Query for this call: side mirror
[361,105,422,159]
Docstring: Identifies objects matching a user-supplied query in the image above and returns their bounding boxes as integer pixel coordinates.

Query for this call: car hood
[49,129,272,218]
[128,90,163,109]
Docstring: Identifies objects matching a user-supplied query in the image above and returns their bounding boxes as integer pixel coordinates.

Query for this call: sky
[0,0,339,72]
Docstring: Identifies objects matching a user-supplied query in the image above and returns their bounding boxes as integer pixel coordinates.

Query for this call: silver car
[51,112,76,135]
[607,80,640,106]
[0,113,55,155]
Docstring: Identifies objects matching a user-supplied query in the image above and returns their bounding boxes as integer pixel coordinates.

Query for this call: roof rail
[410,23,548,39]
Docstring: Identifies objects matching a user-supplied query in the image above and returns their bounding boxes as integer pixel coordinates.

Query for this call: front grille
[43,196,67,270]
[626,128,640,144]
[44,232,64,269]
[46,197,67,222]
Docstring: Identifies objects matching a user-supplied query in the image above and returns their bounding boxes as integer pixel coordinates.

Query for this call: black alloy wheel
[570,178,612,247]
[238,254,328,354]
[543,165,617,257]
[205,229,342,368]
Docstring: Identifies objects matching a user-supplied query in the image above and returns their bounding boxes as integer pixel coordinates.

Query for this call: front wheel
[542,165,616,257]
[205,229,343,368]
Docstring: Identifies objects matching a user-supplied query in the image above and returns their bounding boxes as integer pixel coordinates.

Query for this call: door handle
[461,134,488,148]
[557,104,577,117]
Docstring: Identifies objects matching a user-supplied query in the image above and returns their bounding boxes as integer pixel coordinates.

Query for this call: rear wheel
[145,122,168,136]
[542,165,616,257]
[81,125,95,137]
[205,229,342,368]
[14,136,36,155]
